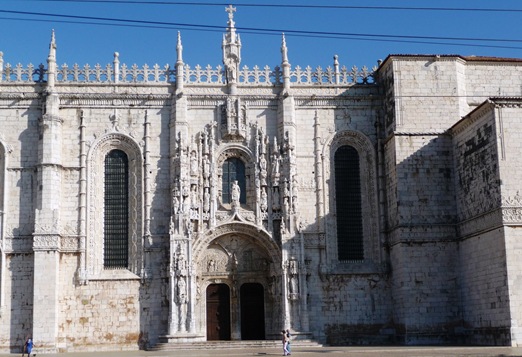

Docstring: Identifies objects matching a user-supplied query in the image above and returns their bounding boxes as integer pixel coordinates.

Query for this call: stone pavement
[2,346,522,357]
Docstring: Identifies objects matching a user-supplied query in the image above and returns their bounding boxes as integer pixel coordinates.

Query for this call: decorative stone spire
[334,55,340,84]
[222,4,241,94]
[281,33,288,64]
[281,33,291,93]
[113,52,120,83]
[47,30,57,89]
[176,31,184,91]
[176,31,183,64]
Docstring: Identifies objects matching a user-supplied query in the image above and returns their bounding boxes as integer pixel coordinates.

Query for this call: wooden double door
[206,283,265,341]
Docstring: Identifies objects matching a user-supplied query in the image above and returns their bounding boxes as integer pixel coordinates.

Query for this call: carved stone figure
[259,154,267,185]
[231,180,240,207]
[190,185,198,209]
[177,276,187,304]
[271,153,280,182]
[173,194,180,215]
[288,260,299,298]
[273,187,280,211]
[207,259,216,272]
[203,155,211,180]
[177,251,186,271]
[190,151,198,177]
[260,187,268,212]
[203,187,210,213]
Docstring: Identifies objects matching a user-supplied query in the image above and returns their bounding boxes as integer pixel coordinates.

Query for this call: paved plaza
[1,346,522,357]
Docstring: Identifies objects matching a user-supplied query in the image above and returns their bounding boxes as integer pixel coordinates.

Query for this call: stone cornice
[59,93,171,107]
[450,100,495,136]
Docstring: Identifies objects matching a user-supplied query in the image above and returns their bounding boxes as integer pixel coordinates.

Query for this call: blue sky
[1,0,522,71]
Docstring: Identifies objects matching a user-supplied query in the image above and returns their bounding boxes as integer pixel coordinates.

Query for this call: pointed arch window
[222,157,246,204]
[104,149,129,268]
[335,145,364,261]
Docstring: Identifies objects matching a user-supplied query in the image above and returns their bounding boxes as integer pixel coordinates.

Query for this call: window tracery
[87,134,143,279]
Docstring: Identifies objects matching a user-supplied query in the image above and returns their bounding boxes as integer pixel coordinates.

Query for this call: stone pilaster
[32,31,62,352]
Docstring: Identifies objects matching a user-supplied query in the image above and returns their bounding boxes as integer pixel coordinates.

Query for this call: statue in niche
[177,276,187,304]
[273,187,280,211]
[271,154,280,182]
[177,250,186,271]
[225,58,238,84]
[280,218,286,236]
[260,187,268,212]
[190,185,199,209]
[203,155,211,180]
[283,197,290,216]
[207,258,216,272]
[190,151,198,177]
[185,219,193,239]
[203,187,210,213]
[259,154,267,185]
[231,180,240,208]
[283,179,290,197]
[288,260,299,297]
[172,191,180,215]
[177,276,188,331]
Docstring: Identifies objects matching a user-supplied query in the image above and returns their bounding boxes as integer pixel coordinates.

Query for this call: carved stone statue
[260,187,268,212]
[203,155,211,180]
[288,260,299,299]
[231,180,240,208]
[271,154,280,182]
[177,250,186,271]
[273,187,280,211]
[190,151,198,177]
[203,187,210,213]
[177,276,187,304]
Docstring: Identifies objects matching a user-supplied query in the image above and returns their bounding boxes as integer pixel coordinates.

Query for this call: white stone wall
[3,54,522,351]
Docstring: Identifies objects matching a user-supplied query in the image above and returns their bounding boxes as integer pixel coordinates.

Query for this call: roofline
[376,54,522,72]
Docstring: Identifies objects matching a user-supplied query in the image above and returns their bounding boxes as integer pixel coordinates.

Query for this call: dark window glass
[104,149,129,268]
[335,145,364,261]
[222,158,246,204]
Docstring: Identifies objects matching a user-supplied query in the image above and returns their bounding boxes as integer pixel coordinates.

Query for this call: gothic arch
[86,133,144,279]
[322,129,381,267]
[194,222,281,267]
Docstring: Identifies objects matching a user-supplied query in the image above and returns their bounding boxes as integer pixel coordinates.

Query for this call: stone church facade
[2,6,522,353]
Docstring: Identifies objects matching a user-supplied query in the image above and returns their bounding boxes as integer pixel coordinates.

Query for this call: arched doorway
[240,283,265,340]
[206,284,231,340]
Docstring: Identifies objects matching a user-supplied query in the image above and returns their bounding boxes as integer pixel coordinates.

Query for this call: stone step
[149,339,322,351]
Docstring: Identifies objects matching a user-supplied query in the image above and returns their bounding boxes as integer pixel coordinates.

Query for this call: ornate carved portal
[197,233,280,341]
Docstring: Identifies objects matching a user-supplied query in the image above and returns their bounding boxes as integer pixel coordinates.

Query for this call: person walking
[22,337,34,357]
[282,330,290,356]
[286,329,292,355]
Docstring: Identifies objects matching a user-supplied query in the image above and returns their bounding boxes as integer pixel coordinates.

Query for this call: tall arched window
[335,145,364,261]
[222,157,246,204]
[104,149,129,268]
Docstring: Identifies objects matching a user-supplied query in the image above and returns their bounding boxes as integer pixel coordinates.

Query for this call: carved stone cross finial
[226,4,236,21]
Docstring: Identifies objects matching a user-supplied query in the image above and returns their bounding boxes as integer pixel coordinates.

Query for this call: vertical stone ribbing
[32,31,61,352]
[143,110,152,281]
[0,143,6,311]
[77,110,87,284]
